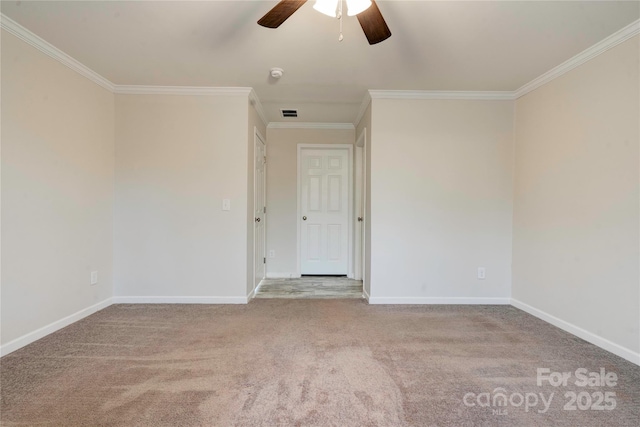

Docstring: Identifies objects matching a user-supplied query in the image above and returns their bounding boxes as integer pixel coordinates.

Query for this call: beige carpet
[1,300,639,426]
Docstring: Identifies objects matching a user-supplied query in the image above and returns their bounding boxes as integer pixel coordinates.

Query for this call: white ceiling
[2,1,638,123]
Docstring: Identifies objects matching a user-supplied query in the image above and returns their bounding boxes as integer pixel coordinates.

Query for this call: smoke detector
[270,68,284,79]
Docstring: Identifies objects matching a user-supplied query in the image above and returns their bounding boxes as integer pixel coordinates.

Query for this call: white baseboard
[265,273,301,279]
[250,280,266,299]
[511,298,640,366]
[112,296,248,304]
[368,296,511,305]
[0,297,113,357]
[362,287,370,302]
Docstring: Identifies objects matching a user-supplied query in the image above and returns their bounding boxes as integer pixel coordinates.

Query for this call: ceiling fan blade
[356,0,392,45]
[258,0,308,29]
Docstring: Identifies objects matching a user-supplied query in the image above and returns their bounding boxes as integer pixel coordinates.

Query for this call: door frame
[354,128,366,282]
[296,144,354,278]
[253,127,267,294]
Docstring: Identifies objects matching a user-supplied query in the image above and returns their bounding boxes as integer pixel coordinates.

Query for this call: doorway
[253,128,266,293]
[354,128,366,282]
[297,144,353,276]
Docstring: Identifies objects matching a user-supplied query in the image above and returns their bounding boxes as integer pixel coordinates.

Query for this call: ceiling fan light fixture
[259,0,391,45]
[313,0,339,17]
[346,0,372,16]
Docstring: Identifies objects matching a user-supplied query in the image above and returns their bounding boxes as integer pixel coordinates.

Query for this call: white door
[254,131,266,291]
[299,147,350,275]
[354,145,364,281]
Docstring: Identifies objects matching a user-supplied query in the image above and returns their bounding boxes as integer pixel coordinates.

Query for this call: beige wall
[356,104,372,296]
[369,98,515,301]
[1,31,115,345]
[114,94,249,299]
[265,127,355,276]
[247,102,267,294]
[513,36,640,355]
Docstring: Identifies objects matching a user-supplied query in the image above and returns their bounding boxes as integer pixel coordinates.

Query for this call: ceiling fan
[258,0,392,45]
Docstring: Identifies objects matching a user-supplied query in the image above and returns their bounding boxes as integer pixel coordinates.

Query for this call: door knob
[358,217,363,222]
[255,217,261,222]
[302,216,307,221]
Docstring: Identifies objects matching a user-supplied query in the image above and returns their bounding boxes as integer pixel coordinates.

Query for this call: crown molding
[4,11,637,115]
[368,90,516,101]
[1,13,115,92]
[515,19,640,99]
[354,92,372,126]
[249,89,269,128]
[113,85,253,96]
[267,122,355,130]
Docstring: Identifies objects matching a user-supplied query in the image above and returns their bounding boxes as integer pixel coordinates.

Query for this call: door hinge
[263,206,266,214]
[264,156,267,164]
[263,257,266,264]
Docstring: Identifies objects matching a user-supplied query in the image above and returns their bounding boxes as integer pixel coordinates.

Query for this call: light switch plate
[90,271,98,285]
[222,199,231,211]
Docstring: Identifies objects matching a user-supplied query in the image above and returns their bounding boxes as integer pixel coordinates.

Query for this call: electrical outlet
[90,271,98,285]
[269,250,275,258]
[477,267,486,280]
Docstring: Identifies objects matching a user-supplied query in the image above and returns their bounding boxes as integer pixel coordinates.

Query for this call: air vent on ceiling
[281,109,298,118]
